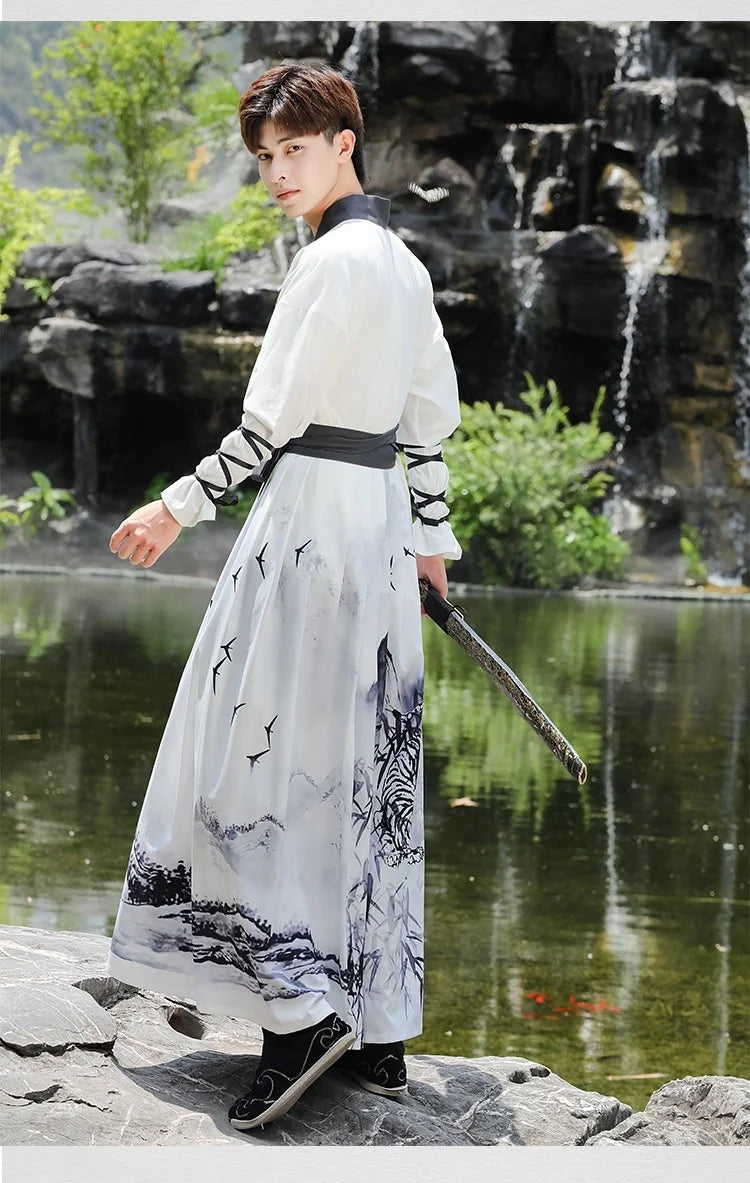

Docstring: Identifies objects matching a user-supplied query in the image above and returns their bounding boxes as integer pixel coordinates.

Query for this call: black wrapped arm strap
[194,429,277,508]
[399,442,450,527]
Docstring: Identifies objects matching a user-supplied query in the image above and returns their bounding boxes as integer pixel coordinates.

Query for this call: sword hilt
[418,577,460,630]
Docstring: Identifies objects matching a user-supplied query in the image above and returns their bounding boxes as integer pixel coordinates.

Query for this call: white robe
[106,194,462,1046]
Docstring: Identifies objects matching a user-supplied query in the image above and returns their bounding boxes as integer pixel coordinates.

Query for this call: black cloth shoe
[338,1040,408,1097]
[228,1011,355,1130]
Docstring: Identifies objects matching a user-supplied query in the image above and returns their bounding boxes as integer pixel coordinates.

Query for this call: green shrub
[679,524,708,585]
[0,471,77,545]
[444,374,629,588]
[161,182,282,278]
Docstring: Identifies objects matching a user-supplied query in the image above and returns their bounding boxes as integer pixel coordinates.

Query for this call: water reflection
[0,574,747,1110]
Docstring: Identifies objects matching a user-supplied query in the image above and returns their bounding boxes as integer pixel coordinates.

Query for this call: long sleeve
[161,249,351,527]
[398,298,462,560]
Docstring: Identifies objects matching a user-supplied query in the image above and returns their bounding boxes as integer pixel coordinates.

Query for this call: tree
[0,133,90,318]
[31,22,201,242]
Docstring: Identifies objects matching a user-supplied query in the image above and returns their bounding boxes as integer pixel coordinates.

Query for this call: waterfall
[613,21,655,83]
[500,124,576,396]
[734,93,750,480]
[507,252,544,395]
[499,128,527,231]
[611,27,676,473]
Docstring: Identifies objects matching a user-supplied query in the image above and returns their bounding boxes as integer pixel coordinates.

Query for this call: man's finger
[117,539,139,561]
[109,522,131,551]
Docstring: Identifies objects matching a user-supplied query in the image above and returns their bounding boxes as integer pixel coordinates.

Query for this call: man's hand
[109,499,182,568]
[416,552,448,615]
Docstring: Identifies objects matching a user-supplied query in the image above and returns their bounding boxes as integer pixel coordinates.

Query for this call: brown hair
[238,62,367,186]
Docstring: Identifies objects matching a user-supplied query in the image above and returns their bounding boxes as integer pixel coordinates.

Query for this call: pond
[1,572,747,1113]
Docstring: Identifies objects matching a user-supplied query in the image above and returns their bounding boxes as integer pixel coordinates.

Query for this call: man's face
[254,119,341,222]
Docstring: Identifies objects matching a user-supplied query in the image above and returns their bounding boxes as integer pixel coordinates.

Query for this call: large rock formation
[2,21,749,578]
[1,924,747,1147]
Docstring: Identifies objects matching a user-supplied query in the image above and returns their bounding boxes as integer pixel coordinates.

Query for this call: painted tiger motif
[373,635,425,868]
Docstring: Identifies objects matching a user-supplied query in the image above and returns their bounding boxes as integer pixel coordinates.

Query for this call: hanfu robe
[106,193,462,1047]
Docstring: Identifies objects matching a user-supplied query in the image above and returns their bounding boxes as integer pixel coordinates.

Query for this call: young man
[106,62,462,1131]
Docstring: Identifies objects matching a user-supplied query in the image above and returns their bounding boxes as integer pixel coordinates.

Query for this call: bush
[0,134,90,318]
[161,182,283,278]
[679,524,708,585]
[444,374,629,588]
[0,471,77,545]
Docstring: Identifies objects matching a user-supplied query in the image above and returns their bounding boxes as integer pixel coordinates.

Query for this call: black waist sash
[245,422,399,491]
[285,423,398,467]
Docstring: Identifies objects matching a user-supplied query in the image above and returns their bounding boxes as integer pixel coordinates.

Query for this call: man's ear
[338,128,356,159]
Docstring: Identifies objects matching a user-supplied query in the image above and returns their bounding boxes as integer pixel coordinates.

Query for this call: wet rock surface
[0,924,746,1147]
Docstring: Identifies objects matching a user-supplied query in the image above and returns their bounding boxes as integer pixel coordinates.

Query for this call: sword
[419,579,588,785]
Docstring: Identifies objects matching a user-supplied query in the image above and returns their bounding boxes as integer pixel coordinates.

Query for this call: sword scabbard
[418,578,588,785]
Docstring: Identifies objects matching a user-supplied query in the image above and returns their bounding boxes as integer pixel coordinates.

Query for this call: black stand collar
[313,193,391,240]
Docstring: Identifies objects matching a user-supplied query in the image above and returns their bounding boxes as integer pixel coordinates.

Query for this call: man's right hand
[109,499,182,568]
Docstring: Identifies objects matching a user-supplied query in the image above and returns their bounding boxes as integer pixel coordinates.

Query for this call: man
[107,61,462,1131]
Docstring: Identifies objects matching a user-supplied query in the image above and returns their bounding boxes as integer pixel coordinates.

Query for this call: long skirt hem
[107,455,426,1050]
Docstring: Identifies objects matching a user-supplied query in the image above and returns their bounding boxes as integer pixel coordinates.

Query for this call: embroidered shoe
[339,1040,408,1097]
[228,1011,355,1131]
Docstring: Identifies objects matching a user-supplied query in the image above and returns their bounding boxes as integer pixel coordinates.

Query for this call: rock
[26,317,262,435]
[555,21,618,84]
[0,983,117,1056]
[28,318,106,399]
[51,263,216,327]
[1,319,37,378]
[3,278,44,312]
[540,223,622,266]
[1,923,748,1147]
[243,20,345,64]
[18,241,148,282]
[596,161,647,218]
[657,224,739,288]
[587,1075,750,1145]
[0,922,636,1146]
[538,226,624,341]
[487,122,594,233]
[600,78,748,162]
[402,157,483,231]
[657,422,741,490]
[217,248,285,330]
[217,273,282,330]
[650,21,750,83]
[434,290,482,341]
